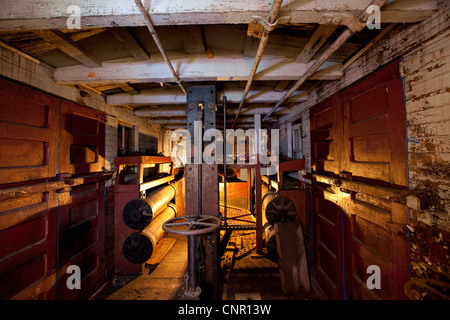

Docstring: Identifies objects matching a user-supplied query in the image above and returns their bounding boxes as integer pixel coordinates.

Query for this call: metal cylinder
[122,203,177,264]
[265,195,297,224]
[262,184,277,256]
[261,183,297,256]
[123,183,177,230]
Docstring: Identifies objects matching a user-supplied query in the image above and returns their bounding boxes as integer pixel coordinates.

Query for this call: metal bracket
[319,12,366,33]
[250,15,291,32]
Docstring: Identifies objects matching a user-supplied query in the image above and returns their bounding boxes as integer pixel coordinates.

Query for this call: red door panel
[0,78,59,185]
[60,100,105,176]
[309,60,409,300]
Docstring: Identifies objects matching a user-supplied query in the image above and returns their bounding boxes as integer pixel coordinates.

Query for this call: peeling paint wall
[278,5,450,287]
[403,19,450,283]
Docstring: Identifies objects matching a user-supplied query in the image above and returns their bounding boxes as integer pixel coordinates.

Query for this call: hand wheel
[162,215,221,235]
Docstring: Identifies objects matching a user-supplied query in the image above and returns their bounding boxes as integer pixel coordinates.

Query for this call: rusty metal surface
[220,202,255,230]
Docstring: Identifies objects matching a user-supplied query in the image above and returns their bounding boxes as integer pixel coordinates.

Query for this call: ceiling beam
[295,24,338,63]
[110,27,151,61]
[0,0,438,30]
[54,53,344,84]
[33,29,100,67]
[107,84,308,106]
[134,105,290,117]
[181,25,206,54]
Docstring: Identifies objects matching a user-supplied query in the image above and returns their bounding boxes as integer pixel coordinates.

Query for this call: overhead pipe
[122,183,177,230]
[133,0,187,95]
[122,204,177,264]
[231,0,284,129]
[262,0,389,122]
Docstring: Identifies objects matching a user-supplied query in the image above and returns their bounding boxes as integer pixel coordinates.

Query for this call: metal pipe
[262,184,277,256]
[223,96,228,228]
[231,0,284,128]
[133,0,187,95]
[262,0,389,122]
[123,183,177,230]
[122,204,177,264]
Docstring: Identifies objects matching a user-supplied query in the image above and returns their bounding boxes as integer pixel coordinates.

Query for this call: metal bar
[223,96,228,228]
[254,114,263,254]
[262,0,389,122]
[231,0,284,128]
[133,0,187,95]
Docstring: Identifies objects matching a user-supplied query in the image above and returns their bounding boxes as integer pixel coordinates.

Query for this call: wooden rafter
[33,29,101,67]
[295,24,338,63]
[110,27,151,61]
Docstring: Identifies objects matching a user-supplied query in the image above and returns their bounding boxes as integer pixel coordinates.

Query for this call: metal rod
[262,0,389,122]
[133,0,187,95]
[231,0,284,128]
[223,96,227,228]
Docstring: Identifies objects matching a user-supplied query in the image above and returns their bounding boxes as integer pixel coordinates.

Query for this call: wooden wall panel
[309,60,409,300]
[0,78,110,300]
[0,77,59,185]
[60,100,106,176]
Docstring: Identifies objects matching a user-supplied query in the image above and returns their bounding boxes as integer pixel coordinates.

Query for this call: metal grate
[220,202,256,230]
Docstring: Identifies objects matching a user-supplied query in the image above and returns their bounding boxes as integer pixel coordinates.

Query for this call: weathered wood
[108,84,309,105]
[54,54,343,84]
[0,0,438,30]
[110,27,151,61]
[295,24,338,63]
[33,29,101,67]
[275,221,310,294]
[181,26,205,54]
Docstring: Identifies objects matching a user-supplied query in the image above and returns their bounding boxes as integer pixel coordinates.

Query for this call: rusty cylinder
[122,203,177,264]
[262,184,277,256]
[123,183,177,230]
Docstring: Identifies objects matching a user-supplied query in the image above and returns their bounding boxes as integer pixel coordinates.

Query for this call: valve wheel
[162,215,221,235]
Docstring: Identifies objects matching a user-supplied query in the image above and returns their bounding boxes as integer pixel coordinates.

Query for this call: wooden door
[0,78,59,299]
[341,59,409,300]
[309,59,409,300]
[0,79,108,299]
[0,77,59,185]
[309,94,345,299]
[58,100,107,299]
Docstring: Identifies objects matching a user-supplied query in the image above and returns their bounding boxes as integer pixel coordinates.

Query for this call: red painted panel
[0,78,59,185]
[0,79,110,300]
[60,100,105,176]
[309,60,409,300]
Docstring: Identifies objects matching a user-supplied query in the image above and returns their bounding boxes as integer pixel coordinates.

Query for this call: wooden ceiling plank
[295,24,338,63]
[54,54,343,84]
[110,27,151,61]
[181,25,206,54]
[33,29,101,67]
[107,84,308,105]
[0,0,438,30]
